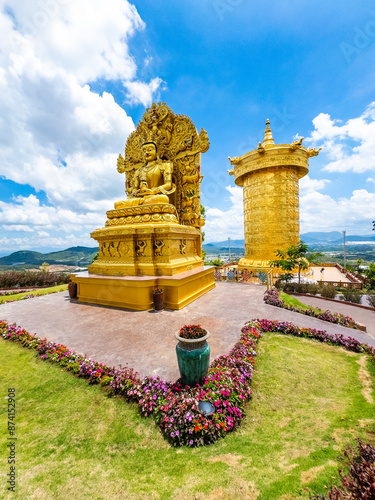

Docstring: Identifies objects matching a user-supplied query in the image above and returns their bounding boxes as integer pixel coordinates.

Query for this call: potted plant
[68,280,77,299]
[152,287,163,311]
[175,325,210,387]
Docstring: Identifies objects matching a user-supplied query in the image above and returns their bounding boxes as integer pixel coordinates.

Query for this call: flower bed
[264,288,361,329]
[1,318,374,447]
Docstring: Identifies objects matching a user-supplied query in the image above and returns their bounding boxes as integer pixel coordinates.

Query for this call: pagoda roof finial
[263,118,275,147]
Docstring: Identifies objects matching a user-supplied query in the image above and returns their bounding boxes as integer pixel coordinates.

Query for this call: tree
[365,263,375,290]
[206,258,223,266]
[270,241,309,284]
[306,251,324,264]
[41,262,49,272]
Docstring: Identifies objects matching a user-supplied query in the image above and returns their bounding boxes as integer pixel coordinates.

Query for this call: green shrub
[310,439,375,500]
[307,283,319,295]
[282,282,296,293]
[274,279,283,289]
[295,283,308,293]
[0,270,70,288]
[320,285,336,299]
[342,288,362,304]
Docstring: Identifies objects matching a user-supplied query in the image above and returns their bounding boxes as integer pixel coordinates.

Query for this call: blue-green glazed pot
[175,331,210,387]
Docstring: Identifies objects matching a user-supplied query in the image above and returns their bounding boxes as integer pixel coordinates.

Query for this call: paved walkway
[1,283,374,382]
[292,294,375,340]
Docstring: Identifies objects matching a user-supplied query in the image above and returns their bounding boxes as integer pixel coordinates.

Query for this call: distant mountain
[0,246,99,268]
[300,231,342,243]
[204,232,375,249]
[333,234,375,243]
[204,240,245,249]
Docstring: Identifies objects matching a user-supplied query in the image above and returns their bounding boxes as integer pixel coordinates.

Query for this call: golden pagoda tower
[71,102,215,310]
[228,119,321,272]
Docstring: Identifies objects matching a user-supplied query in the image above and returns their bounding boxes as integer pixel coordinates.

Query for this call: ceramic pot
[152,291,163,310]
[175,330,210,387]
[68,281,77,299]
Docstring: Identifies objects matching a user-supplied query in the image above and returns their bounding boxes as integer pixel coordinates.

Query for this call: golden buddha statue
[114,142,175,209]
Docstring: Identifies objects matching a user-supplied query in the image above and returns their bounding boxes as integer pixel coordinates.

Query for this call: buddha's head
[142,142,157,162]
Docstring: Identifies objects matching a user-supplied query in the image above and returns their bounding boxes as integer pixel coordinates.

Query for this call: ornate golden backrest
[116,102,209,228]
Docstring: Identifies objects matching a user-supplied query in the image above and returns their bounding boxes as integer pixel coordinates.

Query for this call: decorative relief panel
[135,240,147,257]
[180,239,187,254]
[154,240,164,256]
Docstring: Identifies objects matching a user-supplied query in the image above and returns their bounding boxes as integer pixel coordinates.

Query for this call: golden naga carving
[289,137,304,151]
[115,102,209,229]
[307,147,322,157]
[228,156,240,165]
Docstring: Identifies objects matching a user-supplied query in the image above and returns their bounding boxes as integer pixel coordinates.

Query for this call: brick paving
[0,283,374,382]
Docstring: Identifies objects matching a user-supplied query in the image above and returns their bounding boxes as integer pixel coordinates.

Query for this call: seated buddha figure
[115,142,175,209]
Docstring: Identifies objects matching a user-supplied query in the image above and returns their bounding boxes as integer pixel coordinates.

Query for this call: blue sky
[1,0,375,255]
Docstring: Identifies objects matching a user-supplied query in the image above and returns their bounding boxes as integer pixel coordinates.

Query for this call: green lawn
[0,284,68,304]
[280,291,321,313]
[0,333,374,499]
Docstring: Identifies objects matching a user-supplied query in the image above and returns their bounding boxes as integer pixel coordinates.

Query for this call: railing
[213,267,274,289]
[314,262,365,288]
[318,280,362,290]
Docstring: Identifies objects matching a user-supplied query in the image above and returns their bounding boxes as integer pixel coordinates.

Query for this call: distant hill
[300,231,342,243]
[204,232,375,250]
[333,234,375,243]
[302,232,375,244]
[0,246,99,269]
[203,240,245,251]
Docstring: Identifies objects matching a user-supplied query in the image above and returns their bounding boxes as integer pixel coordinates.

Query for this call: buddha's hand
[137,187,154,196]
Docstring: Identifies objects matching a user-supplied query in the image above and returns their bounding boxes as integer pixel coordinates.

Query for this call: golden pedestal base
[70,203,215,310]
[237,258,272,272]
[70,267,215,311]
[88,204,204,277]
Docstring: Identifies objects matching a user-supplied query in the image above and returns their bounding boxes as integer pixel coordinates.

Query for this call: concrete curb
[289,292,375,312]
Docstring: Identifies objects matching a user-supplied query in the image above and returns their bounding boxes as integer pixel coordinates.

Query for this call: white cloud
[124,77,165,107]
[300,189,375,234]
[0,195,106,233]
[299,175,330,195]
[1,224,33,232]
[6,0,144,83]
[0,0,163,251]
[204,185,244,242]
[305,102,375,173]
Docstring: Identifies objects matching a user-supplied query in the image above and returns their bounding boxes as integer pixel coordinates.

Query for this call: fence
[314,262,364,289]
[213,267,273,289]
[317,280,362,290]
